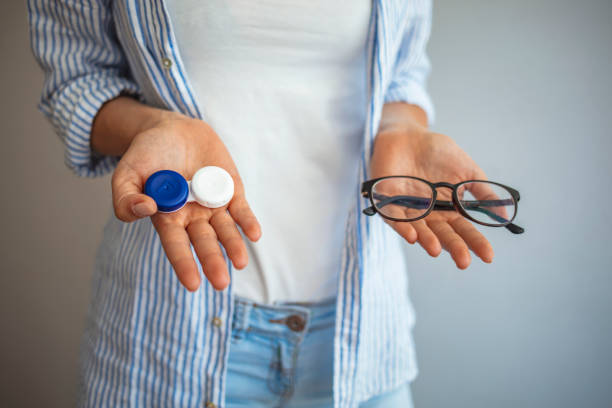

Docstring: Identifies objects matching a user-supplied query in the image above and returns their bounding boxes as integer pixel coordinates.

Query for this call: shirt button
[212,317,222,328]
[286,314,306,332]
[205,402,216,408]
[161,57,173,68]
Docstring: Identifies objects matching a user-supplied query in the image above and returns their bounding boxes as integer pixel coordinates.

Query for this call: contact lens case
[144,166,234,213]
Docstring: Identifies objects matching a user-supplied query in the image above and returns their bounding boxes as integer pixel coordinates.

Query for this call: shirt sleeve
[28,0,141,177]
[384,0,435,125]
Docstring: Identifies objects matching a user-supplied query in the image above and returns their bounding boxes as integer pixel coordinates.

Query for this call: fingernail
[132,202,151,218]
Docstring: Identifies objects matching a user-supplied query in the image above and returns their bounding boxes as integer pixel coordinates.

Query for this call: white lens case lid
[188,166,234,209]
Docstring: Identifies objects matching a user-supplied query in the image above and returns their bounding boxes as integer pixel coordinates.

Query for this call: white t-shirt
[166,0,371,303]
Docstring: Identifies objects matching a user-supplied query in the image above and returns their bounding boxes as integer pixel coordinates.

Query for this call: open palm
[370,130,494,268]
[112,115,261,291]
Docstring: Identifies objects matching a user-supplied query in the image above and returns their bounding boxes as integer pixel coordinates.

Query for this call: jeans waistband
[232,295,336,342]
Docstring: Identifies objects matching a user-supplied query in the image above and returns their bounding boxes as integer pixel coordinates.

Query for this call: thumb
[111,163,157,222]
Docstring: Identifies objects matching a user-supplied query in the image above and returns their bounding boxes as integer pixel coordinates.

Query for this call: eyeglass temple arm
[364,194,524,234]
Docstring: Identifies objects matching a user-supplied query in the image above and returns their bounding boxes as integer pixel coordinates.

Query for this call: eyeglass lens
[371,177,434,220]
[457,181,516,225]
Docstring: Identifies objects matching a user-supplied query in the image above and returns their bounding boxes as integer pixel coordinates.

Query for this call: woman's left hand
[370,123,494,269]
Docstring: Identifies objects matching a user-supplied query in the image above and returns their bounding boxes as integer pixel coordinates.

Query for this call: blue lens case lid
[144,170,189,213]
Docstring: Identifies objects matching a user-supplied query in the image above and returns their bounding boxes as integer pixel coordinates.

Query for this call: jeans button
[286,314,305,332]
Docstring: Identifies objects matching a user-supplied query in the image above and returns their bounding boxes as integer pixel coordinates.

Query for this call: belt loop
[232,297,252,333]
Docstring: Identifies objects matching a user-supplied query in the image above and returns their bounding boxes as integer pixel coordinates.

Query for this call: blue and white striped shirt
[28,1,434,407]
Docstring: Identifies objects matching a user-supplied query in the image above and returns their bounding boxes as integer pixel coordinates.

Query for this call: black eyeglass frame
[361,176,524,234]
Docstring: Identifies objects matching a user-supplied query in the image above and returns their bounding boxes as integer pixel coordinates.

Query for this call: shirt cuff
[40,74,141,178]
[384,80,435,127]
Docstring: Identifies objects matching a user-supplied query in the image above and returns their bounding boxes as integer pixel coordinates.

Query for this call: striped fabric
[28,0,434,407]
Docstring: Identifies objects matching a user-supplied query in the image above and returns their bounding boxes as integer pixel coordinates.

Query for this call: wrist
[147,108,186,131]
[91,96,184,156]
[377,102,429,136]
[376,121,430,147]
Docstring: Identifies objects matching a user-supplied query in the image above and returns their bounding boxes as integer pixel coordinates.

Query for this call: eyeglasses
[361,176,524,234]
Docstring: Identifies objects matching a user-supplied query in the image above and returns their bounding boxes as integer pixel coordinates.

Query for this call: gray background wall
[1,0,610,407]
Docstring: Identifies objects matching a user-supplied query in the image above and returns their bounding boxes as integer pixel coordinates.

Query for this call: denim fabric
[225,296,413,408]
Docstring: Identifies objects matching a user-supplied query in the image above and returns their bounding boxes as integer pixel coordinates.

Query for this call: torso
[166,0,372,303]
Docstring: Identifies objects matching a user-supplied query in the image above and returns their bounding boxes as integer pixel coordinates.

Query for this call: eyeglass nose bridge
[429,182,459,211]
[431,182,455,190]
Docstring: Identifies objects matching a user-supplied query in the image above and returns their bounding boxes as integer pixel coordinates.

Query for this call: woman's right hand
[94,99,261,292]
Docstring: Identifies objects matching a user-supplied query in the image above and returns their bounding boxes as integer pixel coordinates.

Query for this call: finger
[112,163,157,221]
[187,219,230,290]
[228,197,261,242]
[427,219,471,269]
[412,219,442,257]
[210,211,248,269]
[387,220,417,244]
[450,217,494,263]
[152,216,201,291]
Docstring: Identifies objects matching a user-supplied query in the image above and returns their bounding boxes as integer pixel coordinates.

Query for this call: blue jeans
[226,296,413,407]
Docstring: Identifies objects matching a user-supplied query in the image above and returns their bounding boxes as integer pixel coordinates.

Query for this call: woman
[28,0,494,407]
